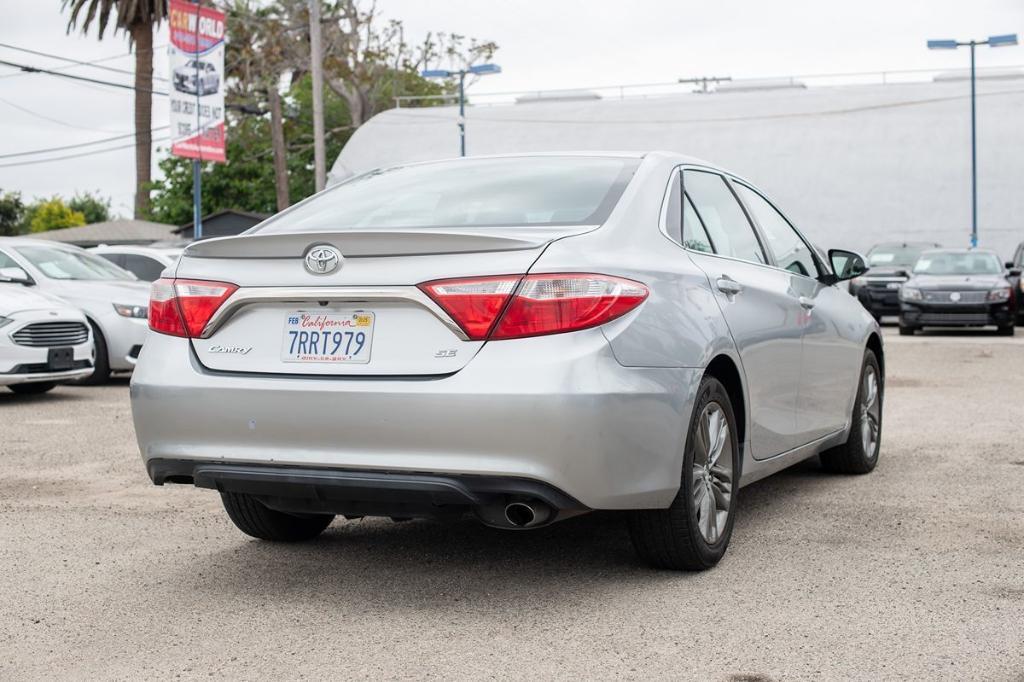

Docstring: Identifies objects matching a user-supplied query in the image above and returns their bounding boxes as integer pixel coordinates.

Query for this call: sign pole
[192,160,202,239]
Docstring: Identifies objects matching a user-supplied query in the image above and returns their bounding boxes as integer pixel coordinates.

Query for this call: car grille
[917,313,990,325]
[11,321,89,347]
[922,290,988,304]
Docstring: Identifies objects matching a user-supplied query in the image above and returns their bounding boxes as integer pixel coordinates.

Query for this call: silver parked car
[131,153,883,570]
[0,238,150,384]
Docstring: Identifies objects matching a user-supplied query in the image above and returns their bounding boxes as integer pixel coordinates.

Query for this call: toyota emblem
[304,245,342,275]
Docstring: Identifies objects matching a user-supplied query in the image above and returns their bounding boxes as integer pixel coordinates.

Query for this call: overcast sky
[0,0,1020,220]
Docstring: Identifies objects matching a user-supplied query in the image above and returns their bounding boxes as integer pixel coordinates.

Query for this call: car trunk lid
[176,228,587,376]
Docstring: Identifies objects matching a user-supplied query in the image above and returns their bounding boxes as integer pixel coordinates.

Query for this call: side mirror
[824,249,869,284]
[0,266,31,285]
[1010,268,1022,277]
[1006,262,1014,269]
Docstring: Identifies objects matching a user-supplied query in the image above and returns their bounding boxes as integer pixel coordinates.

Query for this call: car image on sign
[281,311,373,363]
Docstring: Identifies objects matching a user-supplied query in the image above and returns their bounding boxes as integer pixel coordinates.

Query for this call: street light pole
[969,41,977,248]
[927,33,1018,249]
[421,63,502,157]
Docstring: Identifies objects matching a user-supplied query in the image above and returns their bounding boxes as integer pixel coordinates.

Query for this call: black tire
[220,491,334,542]
[8,382,57,394]
[628,376,740,571]
[997,324,1015,336]
[820,350,882,475]
[898,325,916,336]
[76,322,110,385]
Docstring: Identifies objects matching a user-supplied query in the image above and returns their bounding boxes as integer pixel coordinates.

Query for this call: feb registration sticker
[282,311,374,363]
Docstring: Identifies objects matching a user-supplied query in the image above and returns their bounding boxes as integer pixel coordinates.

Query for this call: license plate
[281,311,374,363]
[48,347,74,370]
[886,282,902,289]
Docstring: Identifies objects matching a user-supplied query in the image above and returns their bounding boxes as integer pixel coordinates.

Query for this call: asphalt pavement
[1,327,1022,680]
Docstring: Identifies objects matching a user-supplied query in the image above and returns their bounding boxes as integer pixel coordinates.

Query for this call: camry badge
[304,245,342,275]
[950,292,961,302]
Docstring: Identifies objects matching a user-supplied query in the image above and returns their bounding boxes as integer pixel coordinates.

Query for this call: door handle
[798,296,815,309]
[716,277,743,296]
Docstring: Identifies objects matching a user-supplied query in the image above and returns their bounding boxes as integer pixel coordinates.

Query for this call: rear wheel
[997,324,1015,336]
[820,350,882,474]
[76,322,110,385]
[220,492,334,542]
[8,382,57,395]
[628,376,739,571]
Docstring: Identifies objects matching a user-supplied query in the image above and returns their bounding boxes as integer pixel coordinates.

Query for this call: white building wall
[331,79,1024,258]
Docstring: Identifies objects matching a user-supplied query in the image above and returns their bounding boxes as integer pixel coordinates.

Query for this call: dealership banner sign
[168,0,227,162]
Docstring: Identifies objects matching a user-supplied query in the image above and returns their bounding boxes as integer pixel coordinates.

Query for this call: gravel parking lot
[1,327,1022,680]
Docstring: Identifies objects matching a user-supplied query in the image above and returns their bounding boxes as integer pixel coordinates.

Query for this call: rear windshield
[913,251,1002,275]
[256,156,640,233]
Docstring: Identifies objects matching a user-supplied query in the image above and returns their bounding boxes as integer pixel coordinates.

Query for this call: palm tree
[62,0,169,219]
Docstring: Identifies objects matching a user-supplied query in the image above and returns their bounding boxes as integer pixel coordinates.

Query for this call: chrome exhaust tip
[504,501,550,528]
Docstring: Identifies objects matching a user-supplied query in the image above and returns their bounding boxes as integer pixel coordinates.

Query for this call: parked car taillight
[420,273,649,341]
[149,278,238,338]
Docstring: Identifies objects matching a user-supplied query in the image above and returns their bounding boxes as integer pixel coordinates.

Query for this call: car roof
[869,242,942,249]
[0,236,81,248]
[920,248,998,256]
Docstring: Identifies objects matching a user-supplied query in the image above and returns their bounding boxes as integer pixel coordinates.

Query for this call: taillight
[418,276,520,340]
[149,278,238,338]
[419,273,648,341]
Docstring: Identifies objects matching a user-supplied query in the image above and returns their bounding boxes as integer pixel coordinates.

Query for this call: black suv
[850,242,941,320]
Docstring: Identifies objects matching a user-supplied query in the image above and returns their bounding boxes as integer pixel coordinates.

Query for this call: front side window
[0,249,18,269]
[683,170,765,264]
[257,156,640,234]
[734,183,819,278]
[15,245,136,281]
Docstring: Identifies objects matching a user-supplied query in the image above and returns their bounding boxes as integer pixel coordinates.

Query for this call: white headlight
[900,287,922,302]
[987,287,1011,302]
[113,303,149,319]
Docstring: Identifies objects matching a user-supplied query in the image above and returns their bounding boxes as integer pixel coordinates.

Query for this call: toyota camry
[131,152,884,570]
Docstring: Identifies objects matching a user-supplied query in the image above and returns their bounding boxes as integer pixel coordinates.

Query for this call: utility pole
[678,76,732,94]
[308,0,327,192]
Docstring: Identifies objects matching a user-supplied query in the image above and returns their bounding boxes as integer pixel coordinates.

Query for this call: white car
[91,245,184,282]
[0,281,94,393]
[0,238,150,384]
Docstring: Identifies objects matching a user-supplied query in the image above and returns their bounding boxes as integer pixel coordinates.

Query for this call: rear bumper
[148,459,588,526]
[131,332,701,510]
[900,302,1014,327]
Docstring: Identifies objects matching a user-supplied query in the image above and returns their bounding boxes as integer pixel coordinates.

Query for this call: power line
[0,42,168,82]
[0,136,172,169]
[0,126,171,159]
[0,94,130,133]
[0,58,169,96]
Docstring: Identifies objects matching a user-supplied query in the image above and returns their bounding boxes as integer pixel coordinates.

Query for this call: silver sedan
[131,153,883,570]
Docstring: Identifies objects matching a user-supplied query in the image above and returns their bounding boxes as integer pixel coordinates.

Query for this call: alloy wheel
[692,402,733,544]
[860,366,881,457]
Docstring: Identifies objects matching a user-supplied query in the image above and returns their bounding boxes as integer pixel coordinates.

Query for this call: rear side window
[257,156,640,233]
[734,183,819,278]
[122,255,166,282]
[682,195,714,253]
[683,170,766,264]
